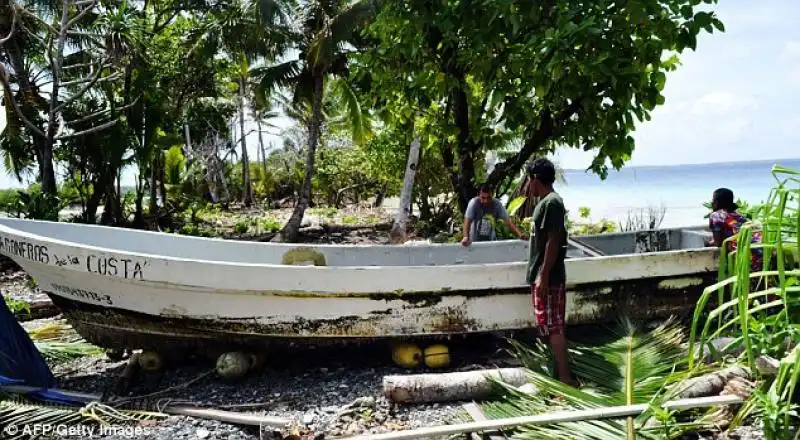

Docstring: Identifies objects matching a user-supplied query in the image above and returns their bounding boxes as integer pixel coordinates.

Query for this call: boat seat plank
[567,237,606,257]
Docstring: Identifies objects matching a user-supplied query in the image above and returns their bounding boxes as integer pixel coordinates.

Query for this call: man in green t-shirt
[525,157,576,387]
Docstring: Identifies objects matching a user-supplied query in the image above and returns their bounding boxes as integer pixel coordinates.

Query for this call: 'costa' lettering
[86,255,146,280]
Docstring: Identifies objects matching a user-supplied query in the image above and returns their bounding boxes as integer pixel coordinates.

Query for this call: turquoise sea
[554,158,800,228]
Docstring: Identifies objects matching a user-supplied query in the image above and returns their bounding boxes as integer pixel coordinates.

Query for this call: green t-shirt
[526,191,568,284]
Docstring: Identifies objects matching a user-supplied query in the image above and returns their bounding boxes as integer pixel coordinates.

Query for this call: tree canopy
[352,0,725,209]
[0,0,726,233]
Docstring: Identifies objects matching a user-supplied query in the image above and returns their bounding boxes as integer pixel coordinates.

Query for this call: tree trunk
[373,185,386,208]
[451,86,478,214]
[383,368,529,404]
[239,76,253,207]
[149,153,159,216]
[5,38,55,194]
[38,149,57,196]
[100,169,121,225]
[133,174,145,228]
[389,137,421,244]
[158,155,167,207]
[85,185,103,224]
[41,1,72,196]
[259,130,268,178]
[276,75,324,243]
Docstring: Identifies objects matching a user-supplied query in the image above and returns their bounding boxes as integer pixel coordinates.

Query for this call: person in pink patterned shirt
[707,188,762,272]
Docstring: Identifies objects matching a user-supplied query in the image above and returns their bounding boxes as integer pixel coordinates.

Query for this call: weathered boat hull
[44,272,717,353]
[0,218,720,352]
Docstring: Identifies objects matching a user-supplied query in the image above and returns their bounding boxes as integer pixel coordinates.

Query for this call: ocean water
[554,158,800,228]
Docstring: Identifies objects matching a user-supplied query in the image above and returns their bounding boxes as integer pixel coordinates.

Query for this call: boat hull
[42,270,717,352]
[0,219,721,352]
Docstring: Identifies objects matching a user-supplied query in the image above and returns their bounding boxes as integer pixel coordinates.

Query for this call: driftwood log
[383,368,528,404]
[676,365,753,399]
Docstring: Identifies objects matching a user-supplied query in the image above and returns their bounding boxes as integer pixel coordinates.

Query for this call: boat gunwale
[0,219,716,271]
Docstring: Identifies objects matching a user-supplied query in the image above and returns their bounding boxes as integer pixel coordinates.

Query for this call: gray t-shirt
[465,197,509,242]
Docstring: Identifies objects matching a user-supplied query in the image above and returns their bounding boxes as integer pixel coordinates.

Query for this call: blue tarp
[1,291,86,406]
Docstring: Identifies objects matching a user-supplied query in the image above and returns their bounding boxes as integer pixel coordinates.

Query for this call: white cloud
[780,114,800,137]
[782,41,800,59]
[690,92,757,116]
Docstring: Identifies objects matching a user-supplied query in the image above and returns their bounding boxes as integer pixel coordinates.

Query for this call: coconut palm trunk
[239,75,253,207]
[279,74,324,242]
[389,136,421,243]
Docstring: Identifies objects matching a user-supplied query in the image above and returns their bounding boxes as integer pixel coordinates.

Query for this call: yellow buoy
[423,344,450,369]
[391,343,422,369]
[138,351,164,372]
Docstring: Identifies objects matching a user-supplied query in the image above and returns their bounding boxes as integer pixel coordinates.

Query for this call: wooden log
[383,368,528,404]
[755,355,780,376]
[675,365,752,399]
[165,406,291,428]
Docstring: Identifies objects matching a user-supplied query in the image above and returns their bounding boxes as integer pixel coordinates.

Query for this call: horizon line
[561,157,800,173]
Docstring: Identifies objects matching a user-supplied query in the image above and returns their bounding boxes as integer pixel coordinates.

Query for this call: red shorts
[531,283,566,337]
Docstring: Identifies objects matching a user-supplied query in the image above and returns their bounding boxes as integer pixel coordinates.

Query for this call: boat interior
[0,218,712,268]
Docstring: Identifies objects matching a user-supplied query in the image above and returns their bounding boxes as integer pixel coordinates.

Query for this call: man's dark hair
[713,187,738,212]
[478,182,493,193]
[526,157,556,185]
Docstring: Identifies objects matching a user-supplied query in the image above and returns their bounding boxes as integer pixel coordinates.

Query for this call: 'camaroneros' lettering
[86,254,146,280]
[0,234,148,280]
[0,235,49,264]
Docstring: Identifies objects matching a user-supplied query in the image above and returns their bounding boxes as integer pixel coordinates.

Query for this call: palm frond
[25,322,105,365]
[332,77,370,145]
[0,397,165,440]
[257,0,292,26]
[253,59,303,98]
[327,0,377,49]
[480,317,712,440]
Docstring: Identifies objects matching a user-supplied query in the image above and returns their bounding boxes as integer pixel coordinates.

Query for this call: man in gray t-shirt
[461,183,527,246]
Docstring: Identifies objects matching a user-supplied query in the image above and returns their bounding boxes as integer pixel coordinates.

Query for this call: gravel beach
[1,260,768,440]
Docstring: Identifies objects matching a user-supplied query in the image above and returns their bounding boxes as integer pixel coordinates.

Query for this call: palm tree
[187,0,291,207]
[254,0,377,242]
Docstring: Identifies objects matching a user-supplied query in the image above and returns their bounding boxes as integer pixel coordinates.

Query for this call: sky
[0,0,798,189]
[554,0,800,170]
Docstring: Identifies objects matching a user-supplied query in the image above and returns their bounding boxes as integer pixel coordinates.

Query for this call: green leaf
[652,71,666,91]
[694,11,712,28]
[507,195,527,216]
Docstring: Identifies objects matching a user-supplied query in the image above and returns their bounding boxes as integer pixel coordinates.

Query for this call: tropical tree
[254,0,377,242]
[0,0,135,197]
[356,0,726,212]
[187,0,292,207]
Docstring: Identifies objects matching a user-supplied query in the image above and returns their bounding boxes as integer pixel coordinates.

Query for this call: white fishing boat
[0,218,719,353]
